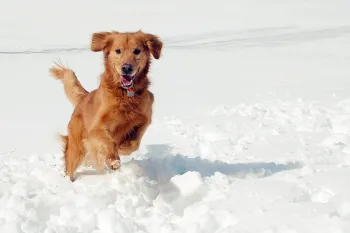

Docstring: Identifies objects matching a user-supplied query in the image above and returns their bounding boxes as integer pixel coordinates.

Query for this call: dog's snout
[122,64,133,75]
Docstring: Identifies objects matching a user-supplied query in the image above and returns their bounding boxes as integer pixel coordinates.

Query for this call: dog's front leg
[86,127,120,171]
[118,93,154,156]
[118,120,151,156]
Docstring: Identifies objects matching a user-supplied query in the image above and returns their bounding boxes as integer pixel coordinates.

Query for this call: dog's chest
[111,97,143,122]
[105,103,143,138]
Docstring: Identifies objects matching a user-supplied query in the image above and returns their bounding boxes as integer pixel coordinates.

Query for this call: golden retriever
[49,30,163,181]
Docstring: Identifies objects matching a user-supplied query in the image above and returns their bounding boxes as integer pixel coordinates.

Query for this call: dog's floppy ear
[144,33,163,59]
[91,32,112,52]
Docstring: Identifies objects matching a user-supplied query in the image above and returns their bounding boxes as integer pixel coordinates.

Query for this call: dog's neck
[100,61,150,97]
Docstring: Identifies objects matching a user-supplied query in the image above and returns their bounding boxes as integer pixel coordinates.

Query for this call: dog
[49,30,163,181]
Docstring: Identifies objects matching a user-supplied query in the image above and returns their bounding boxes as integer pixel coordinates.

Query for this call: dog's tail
[49,61,89,107]
[56,133,68,154]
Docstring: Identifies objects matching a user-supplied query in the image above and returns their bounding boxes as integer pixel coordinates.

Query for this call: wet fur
[49,30,162,181]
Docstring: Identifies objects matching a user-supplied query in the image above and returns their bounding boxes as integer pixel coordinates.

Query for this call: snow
[1,0,350,232]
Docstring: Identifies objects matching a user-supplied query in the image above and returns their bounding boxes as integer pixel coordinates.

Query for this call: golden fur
[49,30,162,181]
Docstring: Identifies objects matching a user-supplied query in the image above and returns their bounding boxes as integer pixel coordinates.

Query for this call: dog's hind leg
[64,114,86,181]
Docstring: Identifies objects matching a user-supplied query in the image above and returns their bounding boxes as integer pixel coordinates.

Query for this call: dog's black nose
[122,64,133,75]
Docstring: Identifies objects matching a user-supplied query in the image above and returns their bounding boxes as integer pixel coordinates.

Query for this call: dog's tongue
[121,75,132,85]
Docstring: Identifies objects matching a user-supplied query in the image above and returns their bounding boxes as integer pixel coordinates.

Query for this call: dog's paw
[105,159,121,171]
[120,140,139,150]
[129,140,139,148]
[118,140,139,155]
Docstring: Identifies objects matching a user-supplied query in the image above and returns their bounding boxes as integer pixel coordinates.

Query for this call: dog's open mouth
[120,75,135,89]
[120,68,139,89]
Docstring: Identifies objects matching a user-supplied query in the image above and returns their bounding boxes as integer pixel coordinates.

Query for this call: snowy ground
[1,0,350,232]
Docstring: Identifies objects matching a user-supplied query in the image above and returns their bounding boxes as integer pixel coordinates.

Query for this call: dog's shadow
[124,144,303,183]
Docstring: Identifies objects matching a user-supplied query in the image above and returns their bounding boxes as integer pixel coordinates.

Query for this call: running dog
[49,30,162,181]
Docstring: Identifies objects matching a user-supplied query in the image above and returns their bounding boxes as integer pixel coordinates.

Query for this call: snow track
[2,26,350,54]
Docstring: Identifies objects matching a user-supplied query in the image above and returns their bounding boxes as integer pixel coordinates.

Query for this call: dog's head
[91,30,163,89]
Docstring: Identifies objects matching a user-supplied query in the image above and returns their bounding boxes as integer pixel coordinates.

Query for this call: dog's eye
[133,49,141,55]
[116,49,121,54]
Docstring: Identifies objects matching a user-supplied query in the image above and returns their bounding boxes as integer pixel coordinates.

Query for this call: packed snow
[1,0,350,232]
